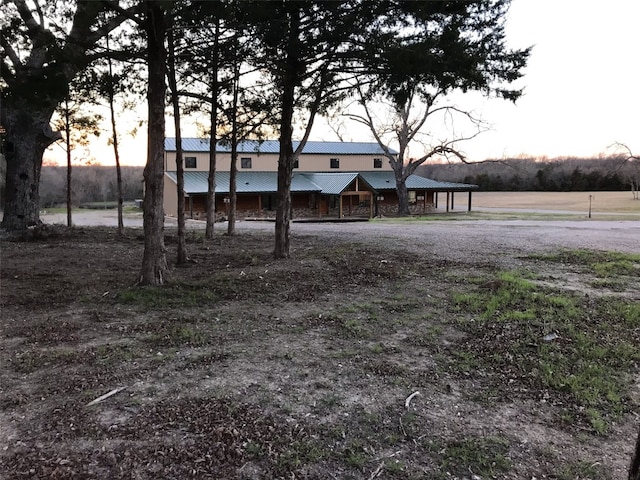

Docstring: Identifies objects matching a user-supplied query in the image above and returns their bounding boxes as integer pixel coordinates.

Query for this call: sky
[47,0,640,166]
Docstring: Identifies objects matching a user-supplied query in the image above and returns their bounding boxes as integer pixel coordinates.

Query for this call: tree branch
[0,35,21,72]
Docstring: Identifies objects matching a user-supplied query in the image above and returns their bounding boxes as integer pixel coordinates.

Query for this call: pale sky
[435,0,640,161]
[47,0,640,166]
[314,0,640,162]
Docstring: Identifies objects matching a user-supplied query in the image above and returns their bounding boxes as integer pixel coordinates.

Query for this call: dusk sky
[314,0,640,162]
[456,0,640,161]
[48,0,640,166]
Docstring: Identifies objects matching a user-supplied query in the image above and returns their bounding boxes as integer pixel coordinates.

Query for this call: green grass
[531,249,640,277]
[428,436,512,479]
[117,283,220,308]
[555,459,613,480]
[451,270,639,432]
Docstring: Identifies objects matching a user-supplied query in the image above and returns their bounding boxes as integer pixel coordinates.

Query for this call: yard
[1,216,639,479]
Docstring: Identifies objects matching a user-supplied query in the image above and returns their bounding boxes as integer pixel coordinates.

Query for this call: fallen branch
[405,390,420,409]
[86,387,126,406]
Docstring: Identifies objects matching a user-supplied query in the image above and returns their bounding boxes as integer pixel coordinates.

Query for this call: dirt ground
[1,214,639,479]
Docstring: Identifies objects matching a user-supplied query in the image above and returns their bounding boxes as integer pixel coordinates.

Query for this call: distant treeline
[40,166,144,207]
[418,155,636,192]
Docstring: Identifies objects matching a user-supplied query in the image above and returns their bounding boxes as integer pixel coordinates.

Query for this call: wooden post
[339,196,343,218]
[435,192,438,209]
[468,191,472,212]
[451,192,455,210]
[446,192,450,212]
[369,192,373,218]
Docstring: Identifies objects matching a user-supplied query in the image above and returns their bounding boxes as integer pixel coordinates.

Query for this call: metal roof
[359,172,477,191]
[167,171,477,195]
[300,173,360,195]
[165,138,398,155]
[166,171,321,195]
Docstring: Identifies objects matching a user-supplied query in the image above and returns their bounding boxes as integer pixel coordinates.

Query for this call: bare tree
[349,85,484,213]
[350,1,529,215]
[611,143,640,200]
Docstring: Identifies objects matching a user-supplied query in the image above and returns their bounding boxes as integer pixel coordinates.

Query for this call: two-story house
[163,138,477,220]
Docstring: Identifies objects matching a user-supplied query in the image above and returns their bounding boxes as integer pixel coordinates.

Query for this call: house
[163,138,477,220]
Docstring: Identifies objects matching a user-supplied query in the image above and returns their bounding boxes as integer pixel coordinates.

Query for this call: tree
[137,0,169,285]
[351,0,530,214]
[611,143,640,199]
[105,32,124,235]
[0,0,138,231]
[167,11,188,265]
[52,87,102,226]
[247,1,367,258]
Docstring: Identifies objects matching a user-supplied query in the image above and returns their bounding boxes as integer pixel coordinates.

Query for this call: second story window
[293,159,299,169]
[241,157,252,169]
[330,158,340,169]
[185,156,197,169]
[373,158,383,169]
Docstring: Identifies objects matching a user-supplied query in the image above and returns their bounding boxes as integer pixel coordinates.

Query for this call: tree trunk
[274,11,300,259]
[205,21,220,240]
[168,19,188,265]
[1,101,61,231]
[395,173,410,215]
[107,33,124,235]
[138,0,169,285]
[227,50,240,236]
[64,97,73,227]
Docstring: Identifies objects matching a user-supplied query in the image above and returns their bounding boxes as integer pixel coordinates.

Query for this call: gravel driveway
[42,210,639,262]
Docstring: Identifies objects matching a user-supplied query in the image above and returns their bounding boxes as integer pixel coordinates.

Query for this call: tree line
[38,165,143,208]
[419,155,640,193]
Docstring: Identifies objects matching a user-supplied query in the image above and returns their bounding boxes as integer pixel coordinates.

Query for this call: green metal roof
[359,172,477,191]
[166,171,321,194]
[300,173,359,195]
[166,171,477,195]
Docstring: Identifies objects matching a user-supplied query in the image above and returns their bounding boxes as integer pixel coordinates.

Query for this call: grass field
[469,191,640,213]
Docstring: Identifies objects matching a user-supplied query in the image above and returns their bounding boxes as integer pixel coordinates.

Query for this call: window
[185,156,197,169]
[408,190,417,204]
[373,158,383,169]
[241,157,252,169]
[293,159,299,169]
[330,158,340,169]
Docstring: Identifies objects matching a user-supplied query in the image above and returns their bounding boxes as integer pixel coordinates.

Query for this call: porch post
[435,192,438,209]
[468,191,472,212]
[451,192,455,210]
[446,192,450,212]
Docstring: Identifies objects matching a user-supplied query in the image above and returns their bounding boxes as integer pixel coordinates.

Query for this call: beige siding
[163,173,179,217]
[165,151,394,172]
